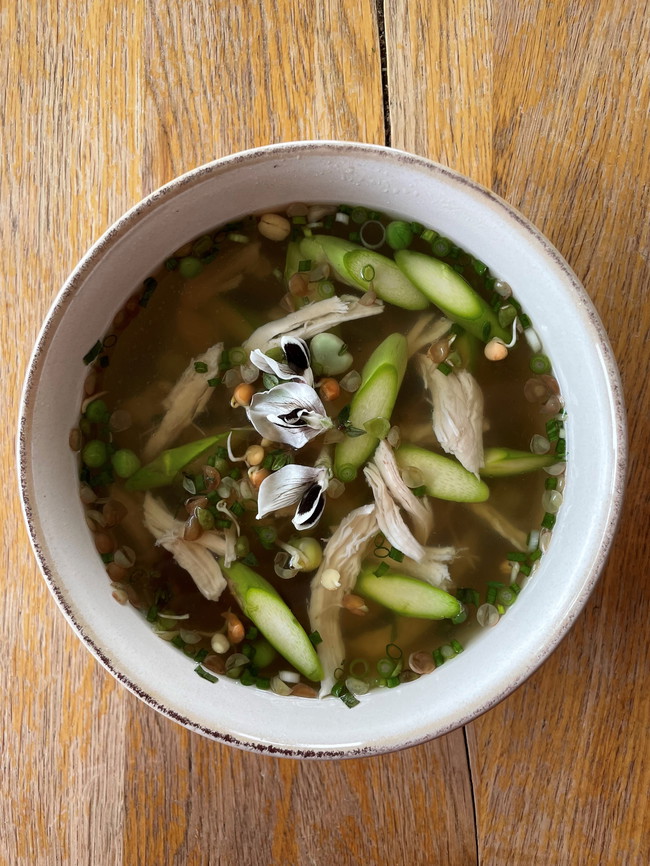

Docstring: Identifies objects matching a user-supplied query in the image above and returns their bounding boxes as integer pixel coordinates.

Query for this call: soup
[72,203,566,705]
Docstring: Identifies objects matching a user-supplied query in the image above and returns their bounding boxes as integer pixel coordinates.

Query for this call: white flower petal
[256,464,327,519]
[246,382,332,447]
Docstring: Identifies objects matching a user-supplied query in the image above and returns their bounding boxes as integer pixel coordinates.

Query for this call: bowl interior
[19,142,625,757]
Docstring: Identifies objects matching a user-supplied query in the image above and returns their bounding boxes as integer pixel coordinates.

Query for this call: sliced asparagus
[343,249,429,310]
[334,333,408,481]
[221,560,323,682]
[395,443,490,502]
[395,250,510,343]
[299,235,361,288]
[481,447,561,477]
[284,240,302,282]
[125,434,226,491]
[356,567,461,619]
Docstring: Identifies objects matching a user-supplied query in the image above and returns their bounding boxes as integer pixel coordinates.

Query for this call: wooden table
[2,2,648,863]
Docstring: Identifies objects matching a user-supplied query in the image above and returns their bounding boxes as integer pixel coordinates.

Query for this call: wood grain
[385,0,650,862]
[3,0,649,863]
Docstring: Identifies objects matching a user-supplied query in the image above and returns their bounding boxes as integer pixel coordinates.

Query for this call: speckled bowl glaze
[18,142,626,758]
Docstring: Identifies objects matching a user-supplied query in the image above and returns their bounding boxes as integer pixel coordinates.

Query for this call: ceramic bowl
[18,142,626,758]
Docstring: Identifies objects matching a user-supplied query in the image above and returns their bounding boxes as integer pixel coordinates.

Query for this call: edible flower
[249,336,314,386]
[246,381,333,448]
[256,464,330,530]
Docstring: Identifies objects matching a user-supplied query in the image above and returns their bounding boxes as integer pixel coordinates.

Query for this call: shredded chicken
[243,295,383,353]
[378,546,456,589]
[467,501,528,551]
[417,354,484,477]
[142,343,223,462]
[370,440,433,543]
[363,463,425,562]
[142,494,227,601]
[308,504,378,696]
[406,313,452,356]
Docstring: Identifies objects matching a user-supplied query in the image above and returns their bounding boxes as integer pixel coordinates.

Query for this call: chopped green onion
[194,665,218,683]
[245,626,258,641]
[230,501,245,517]
[255,526,277,548]
[519,563,532,577]
[388,547,404,562]
[171,635,185,649]
[351,206,368,224]
[519,313,532,330]
[240,669,256,686]
[541,512,557,530]
[100,552,113,564]
[241,552,259,568]
[340,689,360,708]
[207,377,219,387]
[506,552,527,562]
[255,677,271,690]
[545,476,558,490]
[529,548,543,562]
[82,340,103,365]
[496,587,517,607]
[450,639,464,654]
[331,680,346,698]
[486,586,497,605]
[410,221,424,235]
[555,438,567,457]
[530,354,551,374]
[472,258,488,276]
[411,485,427,497]
[165,257,179,271]
[451,608,467,624]
[215,518,232,529]
[433,649,444,667]
[385,676,400,688]
[374,562,390,577]
[421,228,436,243]
[431,237,451,257]
[437,361,452,376]
[386,643,402,660]
[308,630,323,646]
[297,259,312,271]
[349,659,369,678]
[317,280,335,299]
[292,216,307,226]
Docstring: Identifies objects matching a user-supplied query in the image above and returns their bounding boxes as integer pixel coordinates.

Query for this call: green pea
[82,439,108,468]
[212,457,230,475]
[179,256,204,279]
[84,398,110,424]
[288,536,323,572]
[111,449,141,478]
[251,638,277,669]
[386,220,414,250]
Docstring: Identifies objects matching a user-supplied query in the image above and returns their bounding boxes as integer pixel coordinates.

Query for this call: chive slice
[171,635,185,649]
[83,340,103,365]
[386,643,402,660]
[545,476,558,490]
[433,649,444,667]
[241,552,259,567]
[529,548,543,562]
[297,258,312,271]
[519,563,532,576]
[240,669,256,686]
[530,354,551,374]
[437,361,452,376]
[331,681,346,698]
[340,690,360,708]
[207,377,219,387]
[308,630,323,646]
[385,676,400,688]
[411,485,427,497]
[506,552,527,562]
[450,639,464,654]
[374,562,390,577]
[388,547,404,562]
[245,626,258,641]
[195,665,218,683]
[519,313,532,329]
[542,512,557,529]
[230,501,245,517]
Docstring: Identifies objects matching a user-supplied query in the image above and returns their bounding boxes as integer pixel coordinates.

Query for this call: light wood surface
[2,1,648,864]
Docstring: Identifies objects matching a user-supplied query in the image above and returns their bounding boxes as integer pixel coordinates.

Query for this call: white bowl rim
[17,140,627,758]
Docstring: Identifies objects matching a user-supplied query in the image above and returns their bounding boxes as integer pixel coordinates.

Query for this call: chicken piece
[417,354,484,477]
[243,295,383,353]
[370,440,433,544]
[363,463,425,563]
[143,494,227,601]
[308,504,378,696]
[141,342,223,462]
